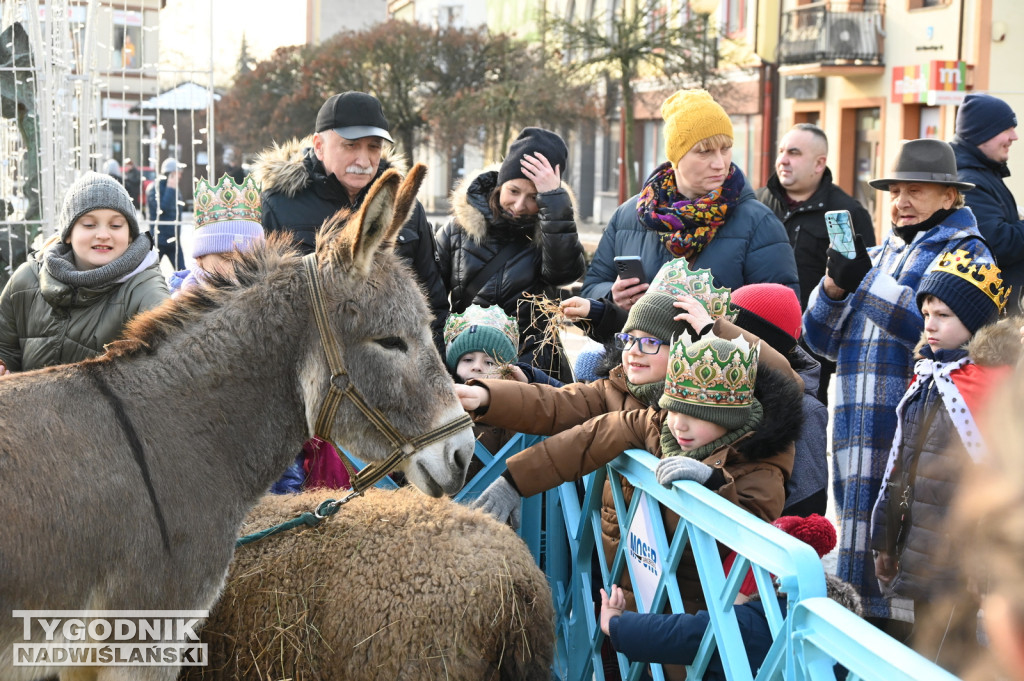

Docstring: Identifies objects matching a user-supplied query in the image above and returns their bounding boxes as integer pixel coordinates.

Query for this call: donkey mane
[98,222,356,361]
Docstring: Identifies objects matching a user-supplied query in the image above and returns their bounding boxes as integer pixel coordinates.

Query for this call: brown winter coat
[469,319,802,611]
[470,318,802,438]
[501,366,798,613]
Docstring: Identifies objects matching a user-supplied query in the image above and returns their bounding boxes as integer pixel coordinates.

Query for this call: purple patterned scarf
[636,162,745,261]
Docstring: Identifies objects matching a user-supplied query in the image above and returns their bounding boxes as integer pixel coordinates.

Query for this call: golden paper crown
[193,174,262,230]
[931,250,1010,313]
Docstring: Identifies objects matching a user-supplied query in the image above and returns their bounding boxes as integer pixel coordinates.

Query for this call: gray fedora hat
[868,138,975,191]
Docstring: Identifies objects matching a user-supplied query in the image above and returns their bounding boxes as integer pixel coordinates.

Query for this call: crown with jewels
[193,174,262,230]
[443,304,519,349]
[649,257,733,319]
[662,332,759,409]
[931,250,1010,312]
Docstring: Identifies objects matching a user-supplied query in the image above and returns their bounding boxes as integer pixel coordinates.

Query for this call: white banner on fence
[625,491,665,611]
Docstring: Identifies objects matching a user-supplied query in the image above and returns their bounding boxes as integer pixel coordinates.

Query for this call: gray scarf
[44,232,154,288]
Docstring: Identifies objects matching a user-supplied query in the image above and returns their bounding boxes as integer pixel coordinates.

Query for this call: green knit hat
[623,258,732,342]
[659,332,759,431]
[443,305,519,371]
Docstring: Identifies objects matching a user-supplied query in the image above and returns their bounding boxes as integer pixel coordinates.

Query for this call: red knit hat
[725,513,837,597]
[731,283,802,355]
[772,514,837,558]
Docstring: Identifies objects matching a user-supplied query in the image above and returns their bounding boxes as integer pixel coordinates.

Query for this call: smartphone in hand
[825,210,857,259]
[613,255,647,283]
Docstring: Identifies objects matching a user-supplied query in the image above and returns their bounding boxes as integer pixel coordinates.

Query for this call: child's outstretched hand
[600,585,626,636]
[560,296,592,322]
[507,364,530,383]
[673,294,714,336]
[454,384,490,412]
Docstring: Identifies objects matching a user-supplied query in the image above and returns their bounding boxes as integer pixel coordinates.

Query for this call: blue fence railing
[453,437,962,681]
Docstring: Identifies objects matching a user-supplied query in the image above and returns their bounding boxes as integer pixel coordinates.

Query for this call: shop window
[112,10,143,71]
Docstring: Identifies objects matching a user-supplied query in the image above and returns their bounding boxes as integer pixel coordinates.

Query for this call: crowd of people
[3,85,1024,677]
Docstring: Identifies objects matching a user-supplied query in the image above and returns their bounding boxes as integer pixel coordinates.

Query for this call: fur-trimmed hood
[251,135,409,198]
[738,365,806,462]
[968,316,1023,366]
[448,165,578,244]
[912,315,1023,365]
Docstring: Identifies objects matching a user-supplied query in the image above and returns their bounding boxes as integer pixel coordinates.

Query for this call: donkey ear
[318,169,402,274]
[381,163,428,247]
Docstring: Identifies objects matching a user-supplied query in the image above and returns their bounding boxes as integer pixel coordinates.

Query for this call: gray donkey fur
[0,164,475,681]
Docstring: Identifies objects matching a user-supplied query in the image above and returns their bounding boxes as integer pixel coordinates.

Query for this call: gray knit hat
[622,291,688,345]
[60,172,139,242]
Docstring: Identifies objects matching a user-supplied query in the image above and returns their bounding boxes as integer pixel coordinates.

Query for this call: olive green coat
[0,253,168,371]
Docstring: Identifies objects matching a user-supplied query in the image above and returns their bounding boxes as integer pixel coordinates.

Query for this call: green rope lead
[235,496,348,548]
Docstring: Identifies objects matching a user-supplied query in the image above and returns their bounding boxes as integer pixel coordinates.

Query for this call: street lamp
[690,0,720,89]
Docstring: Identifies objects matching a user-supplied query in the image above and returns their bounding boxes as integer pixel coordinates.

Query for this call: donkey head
[305,164,474,496]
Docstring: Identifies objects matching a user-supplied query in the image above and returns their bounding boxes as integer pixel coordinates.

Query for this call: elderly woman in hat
[581,89,798,311]
[435,126,585,379]
[801,138,994,633]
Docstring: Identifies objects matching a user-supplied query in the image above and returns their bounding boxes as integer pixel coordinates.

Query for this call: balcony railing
[779,1,885,66]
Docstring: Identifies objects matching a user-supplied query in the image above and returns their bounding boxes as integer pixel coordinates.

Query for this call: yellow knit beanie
[662,89,734,165]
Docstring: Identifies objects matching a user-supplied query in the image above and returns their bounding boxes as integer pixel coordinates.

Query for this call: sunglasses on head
[614,332,667,355]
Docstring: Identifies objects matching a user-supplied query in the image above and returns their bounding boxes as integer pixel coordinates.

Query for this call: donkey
[0,164,475,681]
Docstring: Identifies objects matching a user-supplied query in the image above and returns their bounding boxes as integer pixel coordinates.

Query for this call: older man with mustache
[254,91,449,347]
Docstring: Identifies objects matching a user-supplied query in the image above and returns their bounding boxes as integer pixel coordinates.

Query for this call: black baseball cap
[315,91,394,143]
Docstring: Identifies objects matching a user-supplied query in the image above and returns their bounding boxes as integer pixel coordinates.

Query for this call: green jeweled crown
[443,305,519,348]
[649,257,732,318]
[193,174,262,230]
[663,332,759,408]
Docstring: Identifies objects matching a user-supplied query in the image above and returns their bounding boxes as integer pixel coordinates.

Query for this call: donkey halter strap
[302,253,472,494]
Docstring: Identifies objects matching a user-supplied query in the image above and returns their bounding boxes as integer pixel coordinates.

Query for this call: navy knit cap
[917,253,1006,335]
[956,93,1018,147]
[497,127,569,186]
[446,325,518,371]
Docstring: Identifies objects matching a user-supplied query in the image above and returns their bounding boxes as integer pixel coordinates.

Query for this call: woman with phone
[581,89,797,312]
[802,138,995,636]
[435,127,585,380]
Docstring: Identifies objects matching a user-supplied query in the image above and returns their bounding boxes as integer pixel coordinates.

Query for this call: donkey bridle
[302,253,472,503]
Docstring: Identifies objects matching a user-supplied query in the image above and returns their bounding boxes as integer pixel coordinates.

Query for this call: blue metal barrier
[459,437,961,681]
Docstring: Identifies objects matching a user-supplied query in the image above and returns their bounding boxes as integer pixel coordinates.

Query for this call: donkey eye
[376,337,408,352]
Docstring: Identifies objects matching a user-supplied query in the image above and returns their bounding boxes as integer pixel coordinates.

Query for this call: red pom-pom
[772,514,837,558]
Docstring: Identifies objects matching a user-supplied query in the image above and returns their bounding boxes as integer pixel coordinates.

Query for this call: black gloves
[826,235,872,293]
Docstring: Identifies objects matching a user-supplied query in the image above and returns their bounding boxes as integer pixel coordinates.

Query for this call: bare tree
[546,0,751,195]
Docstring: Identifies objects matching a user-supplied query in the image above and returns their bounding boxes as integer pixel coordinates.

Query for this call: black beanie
[497,127,569,186]
[955,93,1018,147]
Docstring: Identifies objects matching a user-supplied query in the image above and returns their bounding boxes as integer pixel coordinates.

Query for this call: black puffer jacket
[952,138,1024,314]
[756,168,875,309]
[253,137,449,346]
[435,167,585,361]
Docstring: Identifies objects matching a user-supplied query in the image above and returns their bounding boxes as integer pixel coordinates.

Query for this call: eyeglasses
[614,332,667,355]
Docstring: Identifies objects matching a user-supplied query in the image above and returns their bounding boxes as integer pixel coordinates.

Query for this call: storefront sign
[626,491,665,611]
[891,60,967,106]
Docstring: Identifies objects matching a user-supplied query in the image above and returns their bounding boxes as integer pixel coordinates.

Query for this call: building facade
[775,0,1024,239]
